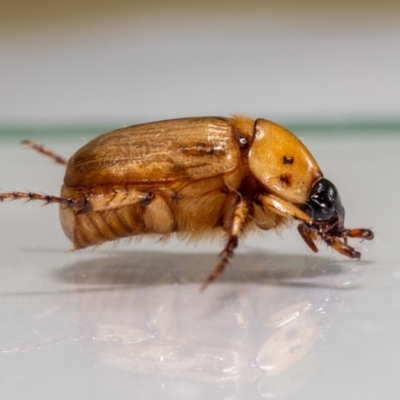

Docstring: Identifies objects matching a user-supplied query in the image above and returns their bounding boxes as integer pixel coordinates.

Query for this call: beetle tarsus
[0,191,84,209]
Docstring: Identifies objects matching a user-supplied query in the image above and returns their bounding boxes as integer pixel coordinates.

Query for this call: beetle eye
[302,178,343,222]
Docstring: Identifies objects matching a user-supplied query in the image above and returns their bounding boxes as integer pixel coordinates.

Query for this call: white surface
[0,132,399,399]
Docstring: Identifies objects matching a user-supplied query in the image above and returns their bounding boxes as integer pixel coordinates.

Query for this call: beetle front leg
[321,234,361,259]
[342,228,374,242]
[200,198,249,291]
[257,194,313,224]
[298,223,319,253]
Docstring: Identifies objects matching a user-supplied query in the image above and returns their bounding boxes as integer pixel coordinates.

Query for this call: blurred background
[1,0,399,131]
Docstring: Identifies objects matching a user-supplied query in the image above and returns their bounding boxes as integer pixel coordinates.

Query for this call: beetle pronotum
[0,116,373,289]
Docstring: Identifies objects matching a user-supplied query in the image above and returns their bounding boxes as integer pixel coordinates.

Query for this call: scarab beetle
[0,115,373,289]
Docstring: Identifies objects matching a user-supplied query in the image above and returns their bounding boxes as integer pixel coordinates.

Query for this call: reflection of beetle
[0,115,373,288]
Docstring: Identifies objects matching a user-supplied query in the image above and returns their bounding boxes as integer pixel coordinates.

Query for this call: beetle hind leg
[21,140,68,165]
[0,191,85,208]
[200,199,248,291]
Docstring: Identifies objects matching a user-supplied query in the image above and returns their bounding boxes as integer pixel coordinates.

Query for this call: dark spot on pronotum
[283,156,294,164]
[280,174,291,185]
[141,192,154,206]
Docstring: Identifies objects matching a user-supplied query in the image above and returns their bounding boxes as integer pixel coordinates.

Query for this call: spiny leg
[0,187,155,213]
[0,191,85,209]
[200,199,249,291]
[21,140,68,165]
[60,186,154,214]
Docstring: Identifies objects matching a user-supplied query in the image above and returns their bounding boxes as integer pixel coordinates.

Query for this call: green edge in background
[0,118,399,138]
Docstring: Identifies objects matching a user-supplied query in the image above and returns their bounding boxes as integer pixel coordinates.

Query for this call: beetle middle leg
[21,140,68,165]
[201,198,249,291]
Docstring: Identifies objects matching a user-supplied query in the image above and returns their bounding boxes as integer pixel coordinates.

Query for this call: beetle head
[301,178,345,232]
[298,178,374,259]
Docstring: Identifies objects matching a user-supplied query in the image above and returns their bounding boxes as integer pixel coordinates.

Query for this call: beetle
[0,115,373,289]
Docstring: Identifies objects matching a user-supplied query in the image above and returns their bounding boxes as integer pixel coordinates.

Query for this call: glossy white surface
[0,133,398,399]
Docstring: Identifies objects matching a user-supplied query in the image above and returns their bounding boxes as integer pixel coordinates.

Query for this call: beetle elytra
[0,116,373,289]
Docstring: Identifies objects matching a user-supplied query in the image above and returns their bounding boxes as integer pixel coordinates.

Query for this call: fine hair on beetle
[0,115,374,290]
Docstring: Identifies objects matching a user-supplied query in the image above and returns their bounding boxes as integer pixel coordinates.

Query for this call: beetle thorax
[248,119,322,204]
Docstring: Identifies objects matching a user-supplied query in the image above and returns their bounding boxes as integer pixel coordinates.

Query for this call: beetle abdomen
[61,205,145,249]
[59,184,234,249]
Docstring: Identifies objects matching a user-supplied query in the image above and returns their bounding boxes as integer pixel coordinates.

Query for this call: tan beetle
[0,116,373,289]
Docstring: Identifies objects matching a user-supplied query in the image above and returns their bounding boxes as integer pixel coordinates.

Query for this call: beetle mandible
[0,116,373,289]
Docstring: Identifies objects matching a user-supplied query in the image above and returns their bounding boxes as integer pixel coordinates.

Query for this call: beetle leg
[298,223,319,253]
[342,228,374,241]
[321,233,361,259]
[200,199,249,291]
[74,188,153,214]
[0,187,152,214]
[0,191,85,208]
[252,201,278,230]
[142,193,175,234]
[21,140,68,165]
[257,194,313,224]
